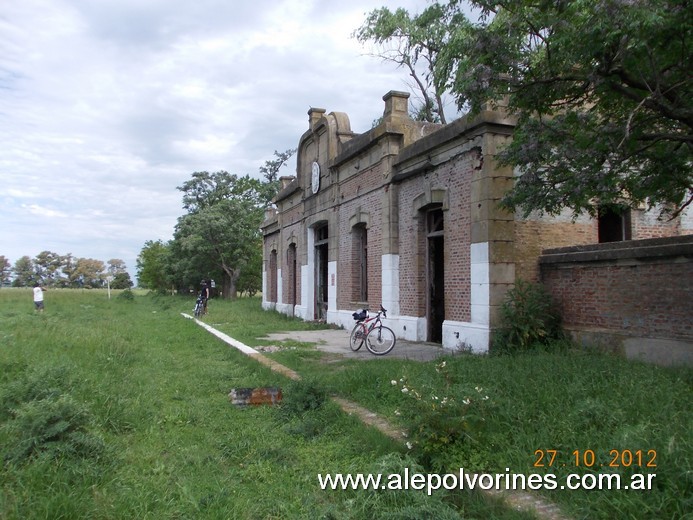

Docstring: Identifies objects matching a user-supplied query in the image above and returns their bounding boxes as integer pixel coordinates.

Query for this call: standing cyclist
[199,280,210,315]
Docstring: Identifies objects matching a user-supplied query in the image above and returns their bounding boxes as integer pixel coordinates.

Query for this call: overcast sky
[1,0,457,282]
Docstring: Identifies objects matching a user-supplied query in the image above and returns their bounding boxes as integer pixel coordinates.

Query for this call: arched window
[268,249,278,303]
[353,224,368,303]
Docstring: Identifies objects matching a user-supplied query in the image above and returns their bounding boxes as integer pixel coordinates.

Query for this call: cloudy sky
[1,0,454,282]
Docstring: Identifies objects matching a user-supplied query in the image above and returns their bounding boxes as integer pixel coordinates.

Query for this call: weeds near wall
[493,279,565,354]
[392,361,493,471]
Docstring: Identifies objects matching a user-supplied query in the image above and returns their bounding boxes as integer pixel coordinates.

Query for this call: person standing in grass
[199,280,210,315]
[33,283,46,312]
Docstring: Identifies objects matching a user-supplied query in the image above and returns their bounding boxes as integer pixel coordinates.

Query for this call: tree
[12,256,35,287]
[72,258,106,288]
[59,254,78,288]
[0,256,11,286]
[107,259,127,276]
[173,174,266,299]
[136,240,171,292]
[258,148,296,202]
[34,251,63,287]
[144,152,295,298]
[354,4,458,123]
[237,248,262,297]
[435,0,692,218]
[111,272,134,290]
[105,259,133,289]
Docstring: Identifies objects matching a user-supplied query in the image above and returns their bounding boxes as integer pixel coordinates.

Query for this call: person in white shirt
[33,283,46,312]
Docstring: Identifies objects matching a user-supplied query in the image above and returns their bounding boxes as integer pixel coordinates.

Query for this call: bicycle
[193,296,205,318]
[349,306,397,355]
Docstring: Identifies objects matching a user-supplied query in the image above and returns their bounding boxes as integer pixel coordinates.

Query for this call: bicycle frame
[358,312,382,332]
[350,306,396,355]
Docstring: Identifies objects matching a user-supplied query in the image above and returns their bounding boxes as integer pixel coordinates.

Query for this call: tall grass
[209,297,692,520]
[0,290,533,519]
[172,295,693,519]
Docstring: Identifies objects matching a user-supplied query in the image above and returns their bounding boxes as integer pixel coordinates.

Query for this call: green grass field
[1,290,691,519]
[1,289,539,519]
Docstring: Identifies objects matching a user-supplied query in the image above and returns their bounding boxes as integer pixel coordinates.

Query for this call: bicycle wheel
[366,325,396,355]
[194,302,202,317]
[350,323,367,351]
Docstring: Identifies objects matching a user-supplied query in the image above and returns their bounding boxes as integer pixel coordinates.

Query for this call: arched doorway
[426,208,444,343]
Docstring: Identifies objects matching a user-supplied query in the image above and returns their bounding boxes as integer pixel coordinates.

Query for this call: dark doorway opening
[287,243,297,316]
[315,225,329,320]
[268,250,278,303]
[427,208,444,343]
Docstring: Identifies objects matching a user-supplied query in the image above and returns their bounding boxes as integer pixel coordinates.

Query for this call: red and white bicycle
[349,306,397,355]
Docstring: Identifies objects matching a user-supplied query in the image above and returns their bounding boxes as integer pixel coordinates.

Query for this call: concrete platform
[259,328,454,362]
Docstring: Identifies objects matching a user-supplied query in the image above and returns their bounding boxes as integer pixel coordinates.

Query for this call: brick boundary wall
[539,235,693,366]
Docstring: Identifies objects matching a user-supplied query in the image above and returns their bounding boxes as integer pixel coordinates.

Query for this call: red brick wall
[397,153,474,321]
[337,166,384,311]
[631,208,684,239]
[277,219,304,307]
[540,237,693,340]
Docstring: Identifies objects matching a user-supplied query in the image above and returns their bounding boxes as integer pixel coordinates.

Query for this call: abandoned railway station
[261,91,693,364]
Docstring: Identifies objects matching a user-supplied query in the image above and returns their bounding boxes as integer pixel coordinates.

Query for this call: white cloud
[0,0,449,280]
[22,204,69,219]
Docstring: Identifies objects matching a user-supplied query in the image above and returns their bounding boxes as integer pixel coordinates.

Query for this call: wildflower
[406,442,413,450]
[401,387,409,393]
[475,386,482,393]
[431,395,439,400]
[394,409,401,416]
[391,380,398,385]
[462,398,471,405]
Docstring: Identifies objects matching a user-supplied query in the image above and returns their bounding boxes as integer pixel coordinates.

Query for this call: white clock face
[311,161,320,194]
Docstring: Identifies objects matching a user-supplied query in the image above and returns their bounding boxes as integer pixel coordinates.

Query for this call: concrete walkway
[258,328,454,362]
[183,314,571,520]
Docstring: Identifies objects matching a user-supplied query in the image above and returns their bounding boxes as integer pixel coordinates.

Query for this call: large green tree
[136,240,171,292]
[173,172,266,299]
[106,259,133,289]
[434,0,691,218]
[12,256,35,287]
[34,251,64,287]
[71,258,106,288]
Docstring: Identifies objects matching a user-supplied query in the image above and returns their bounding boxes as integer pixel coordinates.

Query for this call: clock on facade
[311,161,321,194]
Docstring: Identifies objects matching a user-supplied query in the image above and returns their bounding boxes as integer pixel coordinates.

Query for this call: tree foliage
[0,256,12,286]
[259,148,297,202]
[136,240,171,292]
[8,253,130,288]
[12,256,34,287]
[173,173,266,299]
[161,150,295,299]
[434,0,692,218]
[354,5,463,123]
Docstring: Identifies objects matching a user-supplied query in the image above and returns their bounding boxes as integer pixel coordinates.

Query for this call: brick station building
[261,91,693,359]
